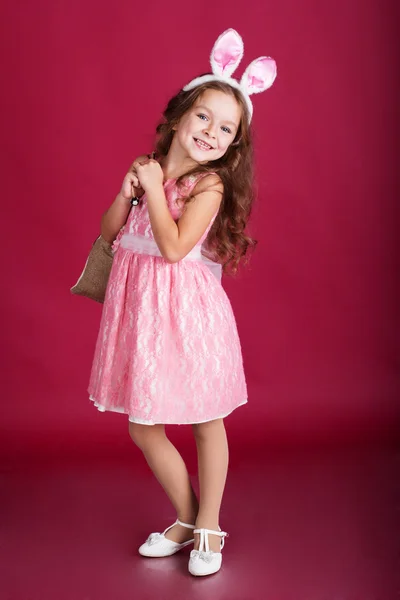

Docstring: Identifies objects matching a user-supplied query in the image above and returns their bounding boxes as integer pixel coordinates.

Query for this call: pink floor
[1,436,399,600]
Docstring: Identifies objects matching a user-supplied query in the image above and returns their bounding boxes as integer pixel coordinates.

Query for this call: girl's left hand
[132,158,164,193]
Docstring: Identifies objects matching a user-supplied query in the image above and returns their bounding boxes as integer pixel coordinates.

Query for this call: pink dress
[88,173,248,425]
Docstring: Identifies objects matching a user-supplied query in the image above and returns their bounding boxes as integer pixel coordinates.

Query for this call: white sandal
[138,518,196,557]
[188,526,229,576]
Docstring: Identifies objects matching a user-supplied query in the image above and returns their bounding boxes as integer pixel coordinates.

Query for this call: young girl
[87,29,276,576]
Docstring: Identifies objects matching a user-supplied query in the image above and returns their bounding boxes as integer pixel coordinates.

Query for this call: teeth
[195,138,212,149]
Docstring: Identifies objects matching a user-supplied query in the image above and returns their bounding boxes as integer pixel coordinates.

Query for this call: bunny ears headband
[183,28,277,122]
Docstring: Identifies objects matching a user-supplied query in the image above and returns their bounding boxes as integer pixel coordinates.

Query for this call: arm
[146,174,223,263]
[100,154,150,243]
[100,193,131,243]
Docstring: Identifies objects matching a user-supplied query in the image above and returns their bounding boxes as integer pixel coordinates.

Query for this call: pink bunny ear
[210,28,244,77]
[240,57,277,95]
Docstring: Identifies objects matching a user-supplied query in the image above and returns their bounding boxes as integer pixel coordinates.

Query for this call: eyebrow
[195,105,239,129]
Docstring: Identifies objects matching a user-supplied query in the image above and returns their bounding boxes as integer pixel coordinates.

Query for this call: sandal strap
[162,518,196,536]
[176,519,196,530]
[193,527,229,552]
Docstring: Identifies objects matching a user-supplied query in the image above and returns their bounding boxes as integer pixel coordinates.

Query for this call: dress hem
[88,394,248,425]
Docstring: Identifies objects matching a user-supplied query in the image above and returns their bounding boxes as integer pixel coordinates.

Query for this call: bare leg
[129,422,199,543]
[192,418,229,553]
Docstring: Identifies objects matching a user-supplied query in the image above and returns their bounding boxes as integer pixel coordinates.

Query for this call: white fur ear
[240,56,277,95]
[210,28,244,77]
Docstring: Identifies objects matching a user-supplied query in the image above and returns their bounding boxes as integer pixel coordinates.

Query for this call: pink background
[1,0,398,460]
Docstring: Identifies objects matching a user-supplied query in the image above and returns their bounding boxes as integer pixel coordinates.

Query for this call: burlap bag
[70,235,114,304]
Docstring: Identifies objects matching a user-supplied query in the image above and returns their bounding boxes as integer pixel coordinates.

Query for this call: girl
[87,29,276,576]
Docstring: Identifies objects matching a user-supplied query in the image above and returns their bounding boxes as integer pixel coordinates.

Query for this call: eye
[197,113,208,121]
[221,126,232,134]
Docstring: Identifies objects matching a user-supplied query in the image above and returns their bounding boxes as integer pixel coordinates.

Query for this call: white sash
[120,233,222,282]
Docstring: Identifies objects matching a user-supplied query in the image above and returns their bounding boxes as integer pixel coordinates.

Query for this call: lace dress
[88,173,248,425]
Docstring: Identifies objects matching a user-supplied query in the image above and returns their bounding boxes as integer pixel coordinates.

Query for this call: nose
[204,123,217,138]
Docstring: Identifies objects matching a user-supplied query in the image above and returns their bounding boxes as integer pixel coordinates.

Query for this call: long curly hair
[154,78,258,275]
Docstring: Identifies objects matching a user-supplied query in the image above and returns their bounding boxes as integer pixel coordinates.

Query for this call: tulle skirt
[88,234,248,425]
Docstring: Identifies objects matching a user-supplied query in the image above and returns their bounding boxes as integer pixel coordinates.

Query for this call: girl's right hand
[119,154,151,200]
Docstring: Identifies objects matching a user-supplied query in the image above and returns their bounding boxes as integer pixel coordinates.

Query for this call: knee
[128,422,165,450]
[192,418,224,441]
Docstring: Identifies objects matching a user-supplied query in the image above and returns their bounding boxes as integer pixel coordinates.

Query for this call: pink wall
[1,0,398,457]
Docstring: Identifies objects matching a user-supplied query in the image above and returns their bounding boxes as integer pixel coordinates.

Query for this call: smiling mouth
[194,137,214,150]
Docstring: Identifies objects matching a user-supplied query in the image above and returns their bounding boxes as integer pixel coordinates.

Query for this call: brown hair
[154,78,258,275]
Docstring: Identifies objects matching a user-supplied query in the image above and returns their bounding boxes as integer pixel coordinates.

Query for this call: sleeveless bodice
[124,173,219,247]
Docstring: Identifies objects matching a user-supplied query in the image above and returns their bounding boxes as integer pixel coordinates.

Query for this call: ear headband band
[183,28,277,122]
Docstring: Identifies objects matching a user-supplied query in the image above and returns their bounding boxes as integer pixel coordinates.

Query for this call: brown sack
[70,235,114,304]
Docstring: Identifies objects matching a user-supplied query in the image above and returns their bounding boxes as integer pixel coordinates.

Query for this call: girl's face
[172,89,242,163]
